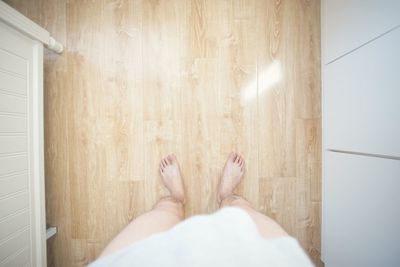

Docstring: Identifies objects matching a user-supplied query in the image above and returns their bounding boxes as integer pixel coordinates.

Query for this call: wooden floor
[5,0,321,266]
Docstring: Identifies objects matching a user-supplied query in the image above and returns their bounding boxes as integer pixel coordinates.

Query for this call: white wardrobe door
[0,21,46,266]
[322,0,400,63]
[324,27,400,158]
[323,151,400,267]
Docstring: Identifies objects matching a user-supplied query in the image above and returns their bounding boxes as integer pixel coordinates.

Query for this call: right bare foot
[218,152,245,203]
[159,154,185,203]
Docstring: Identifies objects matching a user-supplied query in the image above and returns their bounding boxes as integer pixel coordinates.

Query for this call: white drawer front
[323,0,400,64]
[324,28,400,158]
[323,151,400,267]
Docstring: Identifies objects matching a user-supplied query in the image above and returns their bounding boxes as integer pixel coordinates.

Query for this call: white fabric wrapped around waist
[90,207,314,267]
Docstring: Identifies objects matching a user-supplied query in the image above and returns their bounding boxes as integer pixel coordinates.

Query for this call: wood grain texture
[4,0,322,266]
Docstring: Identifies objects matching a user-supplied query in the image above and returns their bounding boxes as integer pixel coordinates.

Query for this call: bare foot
[218,152,245,203]
[159,154,185,203]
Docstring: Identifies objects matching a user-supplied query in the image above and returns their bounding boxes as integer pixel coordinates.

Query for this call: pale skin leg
[218,152,289,239]
[99,153,288,259]
[99,154,185,258]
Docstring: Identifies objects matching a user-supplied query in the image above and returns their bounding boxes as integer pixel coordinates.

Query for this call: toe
[168,154,176,163]
[166,155,172,163]
[235,155,241,164]
[228,152,236,161]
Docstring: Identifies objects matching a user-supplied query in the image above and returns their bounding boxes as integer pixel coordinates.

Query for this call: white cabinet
[0,2,62,266]
[323,0,400,63]
[0,20,46,267]
[322,1,400,266]
[323,151,400,267]
[324,28,400,158]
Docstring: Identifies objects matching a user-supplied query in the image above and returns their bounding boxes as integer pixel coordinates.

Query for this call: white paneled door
[0,21,46,266]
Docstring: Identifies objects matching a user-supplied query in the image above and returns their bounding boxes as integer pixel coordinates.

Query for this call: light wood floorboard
[5,0,322,266]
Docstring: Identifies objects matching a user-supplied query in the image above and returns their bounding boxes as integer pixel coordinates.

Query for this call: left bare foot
[159,154,185,203]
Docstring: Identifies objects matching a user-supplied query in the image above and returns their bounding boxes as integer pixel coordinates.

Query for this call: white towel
[90,207,314,267]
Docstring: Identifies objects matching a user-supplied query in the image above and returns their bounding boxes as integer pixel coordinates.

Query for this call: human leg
[218,153,288,239]
[220,194,288,239]
[99,154,185,258]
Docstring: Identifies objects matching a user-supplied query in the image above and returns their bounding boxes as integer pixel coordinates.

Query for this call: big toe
[167,154,177,164]
[228,152,237,162]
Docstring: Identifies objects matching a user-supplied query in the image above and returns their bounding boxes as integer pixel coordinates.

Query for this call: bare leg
[100,154,185,258]
[218,152,288,239]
